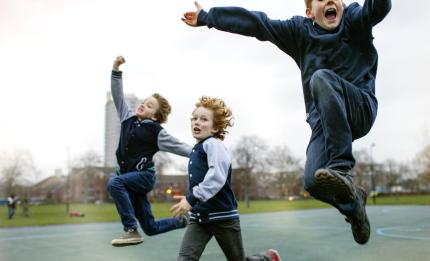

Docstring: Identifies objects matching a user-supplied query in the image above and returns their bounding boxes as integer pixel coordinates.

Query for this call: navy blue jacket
[197,0,392,116]
[186,137,238,224]
[116,117,162,173]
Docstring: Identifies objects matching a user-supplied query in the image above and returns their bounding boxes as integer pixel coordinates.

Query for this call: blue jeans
[304,69,376,216]
[108,170,184,235]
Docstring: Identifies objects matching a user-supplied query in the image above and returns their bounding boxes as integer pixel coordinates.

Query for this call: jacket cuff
[197,9,208,26]
[186,193,199,207]
[112,70,122,78]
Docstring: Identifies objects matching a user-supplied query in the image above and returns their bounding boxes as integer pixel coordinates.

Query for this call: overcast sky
[1,0,429,181]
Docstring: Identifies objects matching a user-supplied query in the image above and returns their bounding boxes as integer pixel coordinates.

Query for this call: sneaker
[345,187,370,244]
[266,249,282,261]
[111,228,144,247]
[314,168,355,203]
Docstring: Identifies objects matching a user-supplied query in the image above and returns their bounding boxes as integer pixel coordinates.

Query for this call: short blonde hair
[152,93,171,124]
[305,0,312,8]
[195,96,233,141]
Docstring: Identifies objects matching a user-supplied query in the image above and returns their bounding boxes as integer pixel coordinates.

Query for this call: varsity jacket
[186,137,239,224]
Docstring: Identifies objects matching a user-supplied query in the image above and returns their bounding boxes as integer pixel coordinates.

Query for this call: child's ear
[306,8,314,19]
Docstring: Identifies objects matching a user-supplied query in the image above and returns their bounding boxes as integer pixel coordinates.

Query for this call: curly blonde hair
[195,96,233,141]
[152,93,171,124]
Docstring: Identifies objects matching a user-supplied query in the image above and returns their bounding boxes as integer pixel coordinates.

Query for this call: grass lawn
[0,195,429,228]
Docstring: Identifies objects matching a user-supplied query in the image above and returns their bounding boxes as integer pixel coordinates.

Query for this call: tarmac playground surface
[0,205,429,261]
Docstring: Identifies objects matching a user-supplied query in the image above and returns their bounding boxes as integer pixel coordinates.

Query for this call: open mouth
[193,127,201,133]
[324,8,337,20]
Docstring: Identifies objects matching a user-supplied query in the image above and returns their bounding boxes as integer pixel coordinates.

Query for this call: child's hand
[113,56,126,71]
[182,1,202,27]
[170,195,192,217]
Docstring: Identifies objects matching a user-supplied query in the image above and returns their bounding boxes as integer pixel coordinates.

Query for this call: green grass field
[1,195,429,228]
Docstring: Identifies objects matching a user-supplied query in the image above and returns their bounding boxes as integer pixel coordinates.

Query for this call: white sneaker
[111,229,144,247]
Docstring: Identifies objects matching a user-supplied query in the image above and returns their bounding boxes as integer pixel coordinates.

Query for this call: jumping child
[108,56,192,246]
[171,96,281,260]
[181,0,392,244]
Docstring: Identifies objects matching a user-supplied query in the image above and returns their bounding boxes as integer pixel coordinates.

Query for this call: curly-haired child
[170,96,281,260]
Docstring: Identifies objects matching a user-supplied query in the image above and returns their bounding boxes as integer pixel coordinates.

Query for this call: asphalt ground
[0,206,429,261]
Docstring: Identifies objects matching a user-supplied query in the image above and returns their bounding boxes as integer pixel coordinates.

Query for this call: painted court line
[376,225,430,240]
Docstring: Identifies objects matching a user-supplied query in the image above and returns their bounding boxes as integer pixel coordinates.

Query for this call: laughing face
[306,0,344,31]
[191,106,216,142]
[136,96,159,121]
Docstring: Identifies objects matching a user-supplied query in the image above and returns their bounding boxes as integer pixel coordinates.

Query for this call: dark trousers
[304,69,376,216]
[108,170,183,235]
[8,207,15,220]
[178,219,270,261]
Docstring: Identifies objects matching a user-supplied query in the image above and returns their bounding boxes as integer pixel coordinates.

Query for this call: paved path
[1,206,429,261]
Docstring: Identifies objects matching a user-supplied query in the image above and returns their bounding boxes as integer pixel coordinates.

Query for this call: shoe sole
[314,169,355,203]
[111,239,144,247]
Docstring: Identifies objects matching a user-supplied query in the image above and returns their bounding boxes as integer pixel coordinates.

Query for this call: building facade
[104,91,140,168]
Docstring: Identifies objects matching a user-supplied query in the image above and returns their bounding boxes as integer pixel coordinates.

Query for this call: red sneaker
[267,249,282,261]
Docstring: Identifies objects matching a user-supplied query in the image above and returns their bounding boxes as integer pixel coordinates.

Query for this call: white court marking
[376,225,430,240]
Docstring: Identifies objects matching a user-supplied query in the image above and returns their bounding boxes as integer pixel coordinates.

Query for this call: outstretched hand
[170,195,192,217]
[113,56,126,71]
[182,1,203,27]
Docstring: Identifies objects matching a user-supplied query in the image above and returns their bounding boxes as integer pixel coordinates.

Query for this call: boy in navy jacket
[181,0,392,244]
[171,97,281,260]
[108,56,192,246]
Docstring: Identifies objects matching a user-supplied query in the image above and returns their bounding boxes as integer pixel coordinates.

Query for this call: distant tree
[399,177,420,192]
[153,152,173,200]
[0,149,37,196]
[352,148,370,189]
[77,151,102,168]
[353,148,415,193]
[75,151,102,203]
[232,135,267,207]
[153,151,173,175]
[381,159,402,191]
[415,145,430,190]
[266,145,303,198]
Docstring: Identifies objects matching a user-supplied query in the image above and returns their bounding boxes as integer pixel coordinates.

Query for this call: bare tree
[76,151,102,168]
[153,151,173,175]
[74,151,103,204]
[266,145,303,198]
[382,159,402,191]
[0,149,37,197]
[153,152,173,200]
[352,148,371,188]
[232,135,267,207]
[415,145,430,190]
